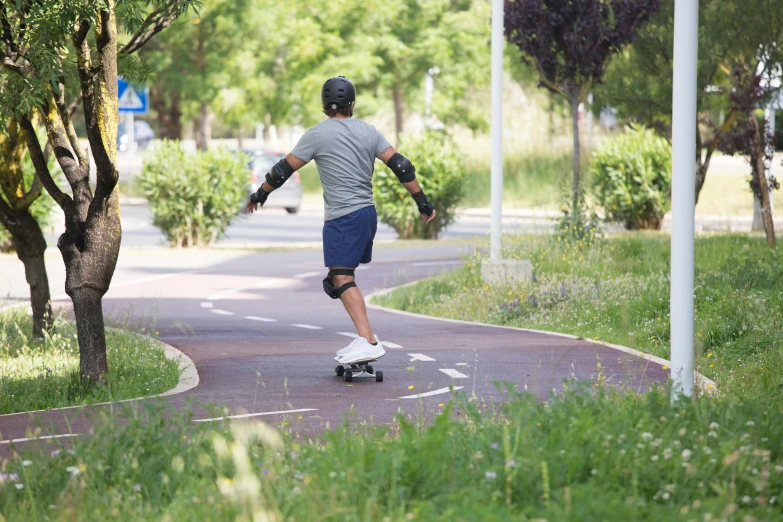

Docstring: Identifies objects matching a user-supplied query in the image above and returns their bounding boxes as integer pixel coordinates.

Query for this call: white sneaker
[336,337,385,364]
[336,335,380,357]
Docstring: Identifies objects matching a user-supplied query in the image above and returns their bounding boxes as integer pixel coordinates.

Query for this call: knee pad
[323,269,357,299]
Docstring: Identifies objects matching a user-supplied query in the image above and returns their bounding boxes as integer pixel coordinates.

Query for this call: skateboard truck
[335,360,383,383]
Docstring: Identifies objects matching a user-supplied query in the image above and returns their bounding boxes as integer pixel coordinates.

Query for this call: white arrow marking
[200,302,213,308]
[440,369,468,379]
[294,271,321,279]
[210,309,234,316]
[408,353,435,362]
[292,324,322,330]
[399,386,464,399]
[245,316,276,322]
[194,408,318,423]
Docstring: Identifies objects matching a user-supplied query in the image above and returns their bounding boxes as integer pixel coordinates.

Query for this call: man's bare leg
[331,270,375,343]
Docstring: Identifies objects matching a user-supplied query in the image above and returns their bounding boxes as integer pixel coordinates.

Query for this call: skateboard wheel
[376,371,383,383]
[366,365,373,374]
[335,366,345,377]
[345,371,353,382]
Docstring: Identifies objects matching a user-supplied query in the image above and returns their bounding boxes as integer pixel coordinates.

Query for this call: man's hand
[245,200,259,214]
[421,209,436,224]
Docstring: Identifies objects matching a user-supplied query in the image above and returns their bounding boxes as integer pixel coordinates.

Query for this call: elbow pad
[265,158,295,189]
[388,153,416,183]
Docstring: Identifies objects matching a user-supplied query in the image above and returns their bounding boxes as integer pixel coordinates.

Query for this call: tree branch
[53,84,89,168]
[19,115,72,211]
[120,2,184,55]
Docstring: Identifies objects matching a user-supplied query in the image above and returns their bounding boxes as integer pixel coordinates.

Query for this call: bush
[374,130,466,239]
[139,141,247,247]
[591,125,672,230]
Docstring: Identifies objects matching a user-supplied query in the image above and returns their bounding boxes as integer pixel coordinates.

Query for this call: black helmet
[321,76,356,108]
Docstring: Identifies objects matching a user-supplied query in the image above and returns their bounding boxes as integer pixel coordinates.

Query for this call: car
[242,150,302,214]
[118,120,154,152]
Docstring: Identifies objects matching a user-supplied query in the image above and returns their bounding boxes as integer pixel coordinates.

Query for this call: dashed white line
[292,324,323,330]
[210,309,234,316]
[0,434,81,445]
[207,294,224,301]
[194,408,318,423]
[456,363,468,367]
[336,332,359,338]
[200,302,214,308]
[294,272,321,279]
[399,386,464,399]
[440,369,468,379]
[409,353,435,362]
[381,341,403,349]
[244,316,276,322]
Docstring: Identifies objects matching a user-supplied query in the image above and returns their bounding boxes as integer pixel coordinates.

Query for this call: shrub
[374,130,466,239]
[139,141,247,247]
[591,125,672,230]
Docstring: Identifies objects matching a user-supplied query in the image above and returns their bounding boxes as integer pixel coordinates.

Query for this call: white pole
[127,112,135,194]
[670,0,699,400]
[490,0,504,261]
[765,107,776,214]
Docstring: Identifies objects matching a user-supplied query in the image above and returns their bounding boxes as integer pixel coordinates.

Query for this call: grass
[374,234,783,402]
[0,385,781,520]
[0,309,182,414]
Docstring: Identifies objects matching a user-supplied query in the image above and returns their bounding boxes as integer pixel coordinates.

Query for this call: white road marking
[294,272,321,279]
[381,341,403,349]
[292,324,323,330]
[409,353,435,362]
[440,369,469,379]
[0,434,81,445]
[244,316,276,322]
[411,260,462,267]
[456,362,468,367]
[194,408,318,423]
[210,309,234,316]
[355,266,370,271]
[399,386,465,399]
[336,332,360,338]
[201,302,214,308]
[207,294,224,301]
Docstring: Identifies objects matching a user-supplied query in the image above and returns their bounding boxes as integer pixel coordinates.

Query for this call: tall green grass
[0,309,182,414]
[375,234,783,401]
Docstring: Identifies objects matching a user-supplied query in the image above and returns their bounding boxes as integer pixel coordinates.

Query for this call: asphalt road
[0,243,668,452]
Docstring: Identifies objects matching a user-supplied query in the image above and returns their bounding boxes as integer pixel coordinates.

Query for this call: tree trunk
[570,92,581,214]
[548,95,556,142]
[195,102,210,151]
[151,86,182,140]
[0,209,53,338]
[71,287,108,381]
[392,84,404,147]
[750,114,775,247]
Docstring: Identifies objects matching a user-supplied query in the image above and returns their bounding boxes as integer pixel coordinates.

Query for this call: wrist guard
[250,186,270,205]
[411,190,434,216]
[388,153,416,183]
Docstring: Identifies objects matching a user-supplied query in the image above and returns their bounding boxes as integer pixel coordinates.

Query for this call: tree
[593,0,783,209]
[0,0,197,382]
[0,119,53,337]
[505,0,661,216]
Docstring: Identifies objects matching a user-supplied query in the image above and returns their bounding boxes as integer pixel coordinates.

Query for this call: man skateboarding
[245,76,437,365]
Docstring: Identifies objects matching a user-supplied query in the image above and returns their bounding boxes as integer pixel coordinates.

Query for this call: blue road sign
[118,77,149,114]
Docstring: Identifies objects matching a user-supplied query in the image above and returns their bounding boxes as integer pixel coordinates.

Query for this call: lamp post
[670,0,700,400]
[490,0,504,261]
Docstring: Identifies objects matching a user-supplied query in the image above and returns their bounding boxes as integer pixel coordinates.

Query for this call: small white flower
[133,484,142,492]
[65,466,80,476]
[50,450,60,458]
[15,484,23,490]
[506,460,516,468]
[22,460,31,467]
[681,449,692,460]
[708,431,718,438]
[663,448,672,460]
[741,495,752,504]
[329,472,337,479]
[661,491,670,500]
[651,455,659,462]
[591,469,598,475]
[485,471,497,480]
[746,421,755,427]
[775,465,783,473]
[490,443,499,450]
[709,422,719,430]
[642,432,653,441]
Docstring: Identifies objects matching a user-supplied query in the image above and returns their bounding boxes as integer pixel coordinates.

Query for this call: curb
[0,304,200,418]
[365,280,718,396]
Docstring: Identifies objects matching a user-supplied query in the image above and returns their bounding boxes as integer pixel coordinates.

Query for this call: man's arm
[246,154,308,214]
[377,146,436,224]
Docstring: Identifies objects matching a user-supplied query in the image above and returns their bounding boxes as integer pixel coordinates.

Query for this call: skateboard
[334,357,383,383]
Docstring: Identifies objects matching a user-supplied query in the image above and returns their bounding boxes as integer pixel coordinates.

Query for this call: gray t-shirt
[291,118,392,221]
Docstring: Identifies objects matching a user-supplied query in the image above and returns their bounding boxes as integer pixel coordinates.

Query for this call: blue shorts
[323,206,378,268]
